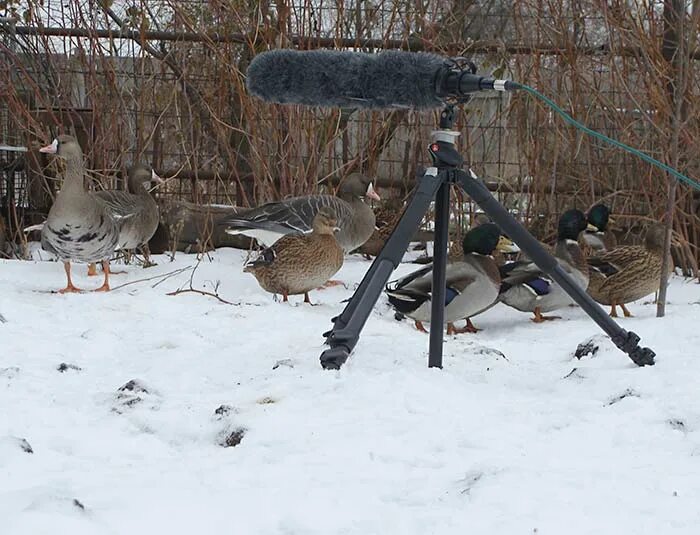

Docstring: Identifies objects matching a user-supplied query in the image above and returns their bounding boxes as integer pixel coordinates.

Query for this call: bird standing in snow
[221,172,379,253]
[244,207,344,304]
[87,163,164,275]
[386,223,518,334]
[39,135,120,293]
[498,209,591,322]
[586,223,672,317]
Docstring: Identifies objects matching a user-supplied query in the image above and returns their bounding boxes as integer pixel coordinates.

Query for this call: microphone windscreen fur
[246,49,447,109]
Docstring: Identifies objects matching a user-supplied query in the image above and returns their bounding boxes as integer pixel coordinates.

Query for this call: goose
[87,163,164,275]
[38,135,119,292]
[222,172,379,253]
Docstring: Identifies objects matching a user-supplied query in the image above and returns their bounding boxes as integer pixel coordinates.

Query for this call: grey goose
[221,172,380,253]
[39,135,119,292]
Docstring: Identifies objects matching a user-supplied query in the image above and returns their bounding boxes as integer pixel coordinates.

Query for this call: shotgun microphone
[246,49,517,110]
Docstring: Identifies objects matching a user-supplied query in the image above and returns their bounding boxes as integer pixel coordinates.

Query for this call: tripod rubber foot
[320,346,351,370]
[612,330,655,366]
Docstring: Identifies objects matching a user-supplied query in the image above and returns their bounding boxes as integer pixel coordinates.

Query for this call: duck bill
[496,235,520,253]
[151,169,165,184]
[39,139,58,154]
[365,182,381,201]
[586,222,599,232]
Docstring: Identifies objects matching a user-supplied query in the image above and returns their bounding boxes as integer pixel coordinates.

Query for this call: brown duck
[586,223,672,317]
[244,207,344,304]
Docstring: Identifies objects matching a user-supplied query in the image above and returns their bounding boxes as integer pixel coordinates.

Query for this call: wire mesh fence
[1,0,699,271]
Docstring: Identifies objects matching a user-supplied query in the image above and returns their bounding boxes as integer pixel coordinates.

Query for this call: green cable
[511,82,700,191]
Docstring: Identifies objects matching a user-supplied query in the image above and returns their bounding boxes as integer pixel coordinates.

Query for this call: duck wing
[587,245,643,278]
[385,263,476,314]
[499,260,552,296]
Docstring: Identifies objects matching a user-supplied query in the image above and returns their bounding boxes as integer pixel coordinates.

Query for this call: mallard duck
[39,135,120,293]
[385,223,517,334]
[586,223,671,317]
[356,198,404,259]
[244,207,344,304]
[582,203,617,253]
[222,172,379,253]
[499,209,590,322]
[87,163,164,275]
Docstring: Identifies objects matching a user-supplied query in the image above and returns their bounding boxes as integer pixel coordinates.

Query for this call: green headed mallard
[586,223,671,317]
[499,209,590,323]
[582,203,617,253]
[244,207,344,304]
[385,223,517,334]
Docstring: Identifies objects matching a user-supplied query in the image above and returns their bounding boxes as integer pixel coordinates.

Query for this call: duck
[385,223,518,334]
[586,223,671,317]
[39,135,120,293]
[582,203,617,253]
[499,209,590,322]
[87,163,164,275]
[222,172,379,253]
[244,206,344,304]
[355,197,404,259]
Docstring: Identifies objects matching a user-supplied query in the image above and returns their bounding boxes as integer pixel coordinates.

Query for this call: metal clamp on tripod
[320,103,655,370]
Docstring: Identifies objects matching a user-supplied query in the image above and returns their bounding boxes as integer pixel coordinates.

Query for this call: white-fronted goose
[244,207,344,304]
[39,135,120,292]
[222,172,380,253]
[88,163,164,274]
[386,223,517,334]
[499,209,591,322]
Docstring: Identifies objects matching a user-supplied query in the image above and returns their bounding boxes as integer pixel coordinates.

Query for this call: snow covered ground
[2,248,700,534]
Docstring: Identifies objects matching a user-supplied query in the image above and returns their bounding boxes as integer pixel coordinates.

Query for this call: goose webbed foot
[92,260,111,292]
[58,262,83,293]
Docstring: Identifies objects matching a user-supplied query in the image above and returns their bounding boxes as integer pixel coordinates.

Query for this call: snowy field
[2,248,700,534]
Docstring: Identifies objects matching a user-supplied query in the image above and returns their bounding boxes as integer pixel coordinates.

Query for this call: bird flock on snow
[19,134,673,332]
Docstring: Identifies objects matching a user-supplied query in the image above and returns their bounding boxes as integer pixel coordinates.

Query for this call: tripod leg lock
[611,330,656,366]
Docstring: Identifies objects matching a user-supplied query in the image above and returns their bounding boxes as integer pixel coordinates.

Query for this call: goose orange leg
[88,262,125,276]
[58,261,82,293]
[92,260,111,292]
[621,303,633,317]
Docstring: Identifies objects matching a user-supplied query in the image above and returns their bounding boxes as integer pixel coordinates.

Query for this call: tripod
[320,104,656,370]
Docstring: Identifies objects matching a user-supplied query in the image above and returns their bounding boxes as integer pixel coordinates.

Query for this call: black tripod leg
[320,170,445,370]
[456,169,655,367]
[429,182,450,368]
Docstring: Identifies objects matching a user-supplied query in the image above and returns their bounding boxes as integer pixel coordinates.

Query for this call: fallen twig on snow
[110,266,193,291]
